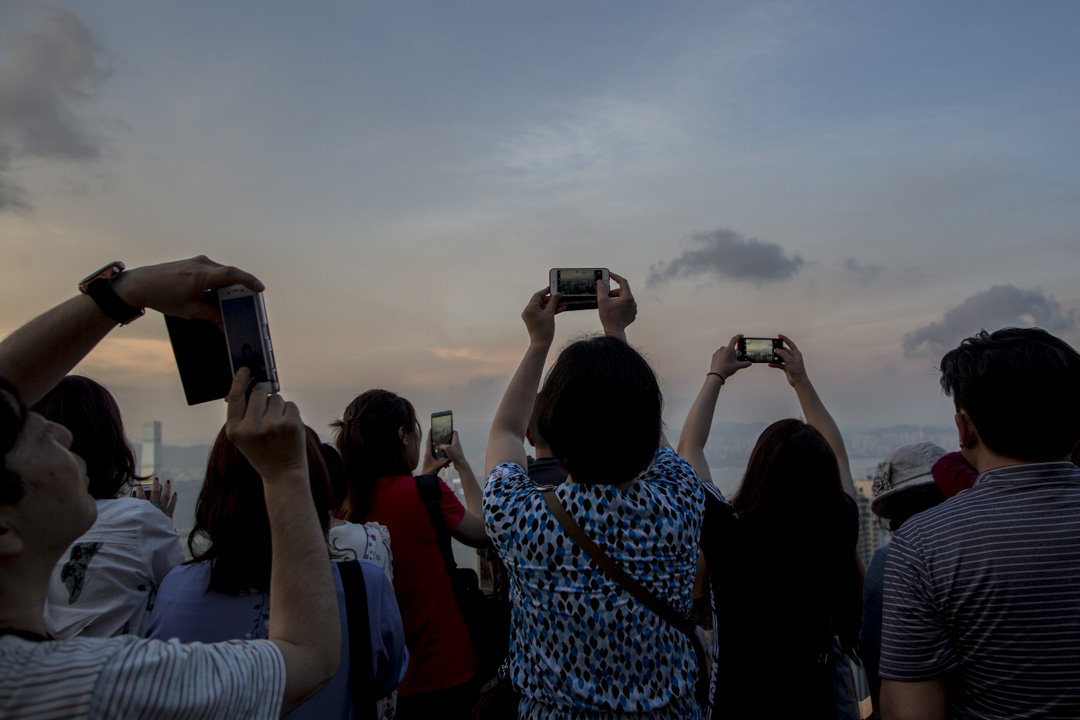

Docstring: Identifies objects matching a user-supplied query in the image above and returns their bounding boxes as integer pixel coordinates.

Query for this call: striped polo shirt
[0,633,284,719]
[880,461,1080,718]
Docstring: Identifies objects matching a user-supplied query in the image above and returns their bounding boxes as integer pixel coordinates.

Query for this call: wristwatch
[78,261,145,325]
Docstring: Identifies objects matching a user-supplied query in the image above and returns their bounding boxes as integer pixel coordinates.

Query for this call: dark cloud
[843,257,883,283]
[0,4,110,211]
[647,227,804,287]
[903,285,1078,358]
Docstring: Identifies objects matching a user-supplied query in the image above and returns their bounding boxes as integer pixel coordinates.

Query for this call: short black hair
[0,378,28,504]
[940,327,1080,462]
[536,336,662,485]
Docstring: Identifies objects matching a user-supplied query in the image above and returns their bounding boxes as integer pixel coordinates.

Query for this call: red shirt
[365,475,475,695]
[932,451,979,498]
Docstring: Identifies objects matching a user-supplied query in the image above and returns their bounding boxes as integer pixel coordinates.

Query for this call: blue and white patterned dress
[484,446,705,720]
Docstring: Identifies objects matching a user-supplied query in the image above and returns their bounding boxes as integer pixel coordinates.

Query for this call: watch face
[79,261,125,289]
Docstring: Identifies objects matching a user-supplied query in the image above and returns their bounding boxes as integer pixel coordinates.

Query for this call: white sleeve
[88,637,285,719]
[137,503,185,585]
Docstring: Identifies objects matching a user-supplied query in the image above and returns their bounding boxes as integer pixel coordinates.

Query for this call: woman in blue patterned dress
[483,275,705,719]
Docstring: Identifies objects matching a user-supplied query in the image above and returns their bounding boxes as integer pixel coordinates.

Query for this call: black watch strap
[79,261,145,325]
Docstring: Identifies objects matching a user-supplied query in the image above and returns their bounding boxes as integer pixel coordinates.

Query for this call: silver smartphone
[549,268,609,310]
[217,284,279,393]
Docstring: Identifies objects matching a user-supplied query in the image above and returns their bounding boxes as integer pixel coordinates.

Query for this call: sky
[1,1,1078,459]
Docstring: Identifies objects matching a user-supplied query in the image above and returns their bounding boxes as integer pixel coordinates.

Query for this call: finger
[451,430,460,446]
[546,292,563,313]
[203,262,266,293]
[610,273,632,297]
[166,493,178,518]
[774,347,794,362]
[150,476,162,502]
[779,334,799,353]
[244,385,270,427]
[728,334,744,350]
[768,362,786,370]
[595,279,609,298]
[225,368,252,426]
[136,484,147,500]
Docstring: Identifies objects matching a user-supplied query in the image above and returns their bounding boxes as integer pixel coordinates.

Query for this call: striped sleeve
[878,532,957,681]
[90,637,285,719]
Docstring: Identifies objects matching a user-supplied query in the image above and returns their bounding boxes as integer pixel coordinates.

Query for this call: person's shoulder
[158,562,210,593]
[644,447,704,494]
[484,462,530,497]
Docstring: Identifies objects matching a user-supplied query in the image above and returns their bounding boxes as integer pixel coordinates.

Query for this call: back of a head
[189,425,331,593]
[733,418,845,521]
[536,336,662,485]
[940,327,1080,462]
[331,389,417,521]
[32,375,139,500]
[870,442,948,533]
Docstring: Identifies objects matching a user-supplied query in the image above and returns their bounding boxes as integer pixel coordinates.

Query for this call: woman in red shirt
[332,390,489,720]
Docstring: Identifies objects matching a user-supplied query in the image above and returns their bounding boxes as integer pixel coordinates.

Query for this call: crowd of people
[1,255,1079,720]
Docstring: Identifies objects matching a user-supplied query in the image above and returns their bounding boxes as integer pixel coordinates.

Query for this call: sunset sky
[2,1,1078,459]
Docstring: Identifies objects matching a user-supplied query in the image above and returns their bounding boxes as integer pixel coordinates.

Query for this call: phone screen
[431,412,453,460]
[221,295,270,382]
[742,338,781,363]
[557,269,604,296]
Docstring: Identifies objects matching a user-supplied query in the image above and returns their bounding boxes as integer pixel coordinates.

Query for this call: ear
[955,411,980,450]
[397,426,406,444]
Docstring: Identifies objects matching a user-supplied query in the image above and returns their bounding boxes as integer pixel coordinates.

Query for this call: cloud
[843,257,883,283]
[902,285,1078,358]
[0,3,110,211]
[647,227,804,287]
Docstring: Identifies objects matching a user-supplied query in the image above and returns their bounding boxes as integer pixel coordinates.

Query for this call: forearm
[792,378,855,497]
[677,375,724,482]
[264,470,339,709]
[486,340,551,474]
[456,460,483,516]
[0,294,117,405]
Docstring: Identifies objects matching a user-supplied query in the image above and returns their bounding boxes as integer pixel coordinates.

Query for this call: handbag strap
[415,474,459,577]
[338,560,377,720]
[539,486,709,700]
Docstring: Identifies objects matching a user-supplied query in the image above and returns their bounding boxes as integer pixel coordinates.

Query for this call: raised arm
[597,272,636,343]
[225,369,340,715]
[485,288,560,476]
[422,430,491,548]
[0,256,262,405]
[772,335,856,499]
[678,335,751,483]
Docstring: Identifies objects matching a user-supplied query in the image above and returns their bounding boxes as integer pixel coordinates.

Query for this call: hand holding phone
[549,268,609,311]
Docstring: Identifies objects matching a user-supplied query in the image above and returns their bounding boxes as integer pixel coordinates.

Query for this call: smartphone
[217,284,280,394]
[431,411,453,460]
[549,268,609,311]
[737,337,784,363]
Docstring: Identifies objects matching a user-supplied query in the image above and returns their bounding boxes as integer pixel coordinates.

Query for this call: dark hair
[31,375,144,500]
[321,442,349,512]
[732,419,862,659]
[187,425,332,593]
[536,336,662,485]
[526,393,548,451]
[940,328,1080,462]
[0,379,28,504]
[331,389,417,521]
[879,484,946,533]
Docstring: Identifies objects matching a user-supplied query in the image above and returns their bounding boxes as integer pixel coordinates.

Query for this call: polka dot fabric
[483,446,705,719]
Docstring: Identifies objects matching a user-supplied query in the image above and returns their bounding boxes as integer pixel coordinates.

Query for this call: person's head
[331,389,419,521]
[536,336,662,485]
[320,442,349,513]
[940,328,1080,463]
[732,419,845,519]
[871,442,948,533]
[188,424,331,593]
[31,375,142,500]
[0,380,97,563]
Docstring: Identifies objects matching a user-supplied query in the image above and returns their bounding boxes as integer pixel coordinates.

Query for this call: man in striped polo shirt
[879,327,1080,719]
[0,257,340,718]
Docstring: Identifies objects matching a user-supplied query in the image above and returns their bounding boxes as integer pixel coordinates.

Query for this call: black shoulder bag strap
[337,559,377,720]
[539,487,710,707]
[416,474,459,575]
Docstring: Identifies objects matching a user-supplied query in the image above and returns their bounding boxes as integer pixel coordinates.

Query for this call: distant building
[140,421,162,478]
[855,477,890,567]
